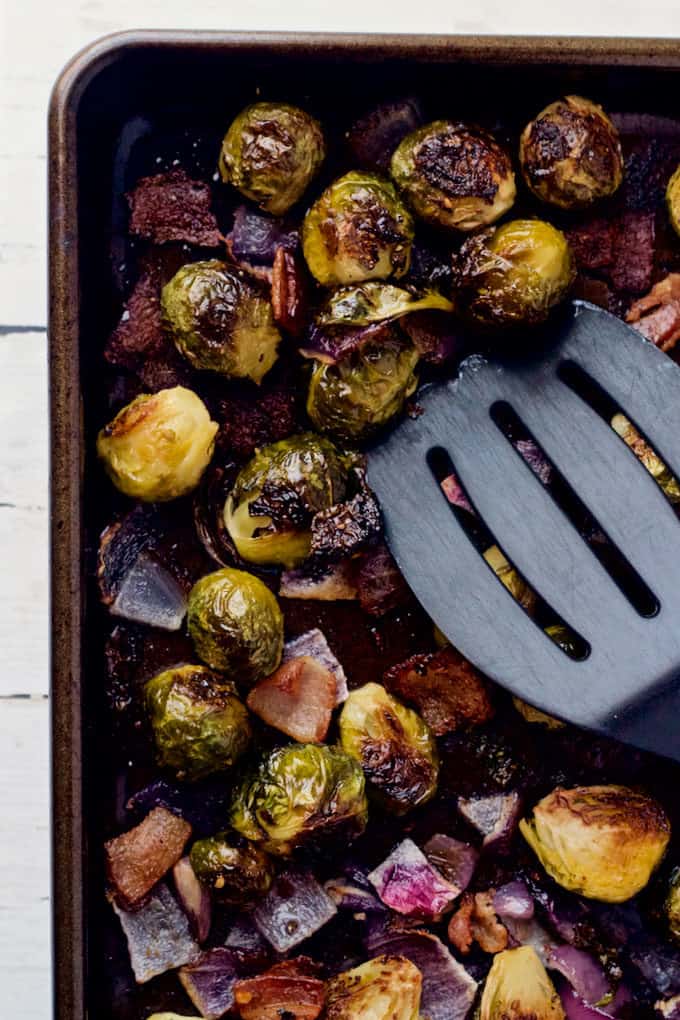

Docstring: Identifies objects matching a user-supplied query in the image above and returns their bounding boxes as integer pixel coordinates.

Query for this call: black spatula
[367,300,680,762]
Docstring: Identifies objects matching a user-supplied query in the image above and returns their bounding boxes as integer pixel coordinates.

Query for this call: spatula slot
[489,401,659,619]
[426,445,589,661]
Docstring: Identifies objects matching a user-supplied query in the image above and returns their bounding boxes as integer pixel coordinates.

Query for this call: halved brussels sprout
[339,683,439,814]
[306,335,419,443]
[145,665,251,781]
[455,220,575,330]
[315,281,454,329]
[189,831,275,904]
[520,96,623,209]
[219,102,326,216]
[302,171,414,287]
[224,433,352,568]
[187,567,283,682]
[520,785,670,902]
[230,742,368,856]
[667,166,680,238]
[97,386,218,502]
[666,867,680,943]
[390,121,516,231]
[481,947,565,1020]
[325,956,422,1020]
[611,413,680,503]
[161,260,281,384]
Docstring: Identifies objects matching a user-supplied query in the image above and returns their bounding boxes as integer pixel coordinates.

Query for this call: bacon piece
[384,647,494,737]
[105,806,192,908]
[247,656,336,743]
[609,211,656,294]
[565,218,613,273]
[215,382,300,460]
[233,957,325,1020]
[356,543,412,617]
[626,273,680,352]
[447,891,508,955]
[105,268,165,369]
[127,168,222,246]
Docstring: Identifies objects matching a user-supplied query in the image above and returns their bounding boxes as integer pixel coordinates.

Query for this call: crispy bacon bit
[565,218,613,273]
[105,269,165,369]
[215,383,300,460]
[127,168,222,246]
[271,247,311,337]
[246,656,336,743]
[356,543,412,617]
[105,806,192,908]
[233,957,325,1020]
[447,891,508,956]
[626,273,680,352]
[384,647,494,736]
[610,211,656,295]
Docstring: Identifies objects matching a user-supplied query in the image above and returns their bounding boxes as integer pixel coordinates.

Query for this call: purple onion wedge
[283,628,349,704]
[548,945,610,1007]
[253,871,338,953]
[172,857,211,943]
[367,927,477,1020]
[179,947,245,1020]
[368,839,459,919]
[457,790,522,848]
[111,882,199,984]
[493,880,534,922]
[229,204,298,265]
[423,835,478,896]
[559,981,630,1020]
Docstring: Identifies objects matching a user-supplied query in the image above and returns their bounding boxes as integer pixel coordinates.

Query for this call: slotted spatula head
[367,301,680,762]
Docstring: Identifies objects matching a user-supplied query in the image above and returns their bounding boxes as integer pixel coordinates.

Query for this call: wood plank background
[3,2,680,1018]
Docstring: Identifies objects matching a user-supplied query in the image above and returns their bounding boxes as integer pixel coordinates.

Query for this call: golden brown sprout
[96,386,218,501]
[484,545,537,612]
[480,947,565,1020]
[520,785,670,902]
[520,96,623,209]
[325,956,422,1020]
[611,413,680,503]
[667,165,680,237]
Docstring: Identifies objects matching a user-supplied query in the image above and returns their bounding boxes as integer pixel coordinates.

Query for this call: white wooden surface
[3,2,680,1018]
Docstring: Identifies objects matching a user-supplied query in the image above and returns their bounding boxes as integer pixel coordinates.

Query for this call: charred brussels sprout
[224,433,352,568]
[520,96,623,209]
[611,413,680,503]
[306,335,419,443]
[666,868,680,943]
[481,947,565,1020]
[161,260,281,384]
[667,166,680,237]
[455,220,575,330]
[390,121,516,231]
[325,956,422,1020]
[145,665,251,781]
[316,281,454,328]
[189,831,274,904]
[302,171,414,287]
[230,743,368,856]
[97,386,217,502]
[339,683,438,814]
[219,102,325,216]
[187,567,283,682]
[520,785,670,903]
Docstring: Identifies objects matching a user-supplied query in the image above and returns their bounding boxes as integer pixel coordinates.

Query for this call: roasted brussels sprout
[667,165,680,237]
[390,121,516,231]
[480,947,565,1020]
[611,413,680,503]
[145,665,252,781]
[306,335,419,443]
[666,868,680,943]
[483,545,536,612]
[315,282,453,329]
[189,831,274,904]
[230,743,368,856]
[219,102,326,216]
[224,433,352,568]
[339,683,439,813]
[455,220,575,330]
[519,96,623,209]
[325,956,422,1020]
[187,567,283,682]
[97,386,218,502]
[520,785,670,902]
[512,696,565,730]
[302,171,414,286]
[161,260,281,384]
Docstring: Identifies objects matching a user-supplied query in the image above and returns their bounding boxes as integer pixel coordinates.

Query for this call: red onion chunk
[457,791,522,847]
[253,871,338,953]
[111,882,199,983]
[367,928,477,1020]
[347,98,423,172]
[283,628,349,704]
[560,982,625,1020]
[230,205,298,265]
[492,880,534,921]
[111,551,187,631]
[515,438,553,485]
[368,839,459,919]
[657,993,680,1019]
[423,835,478,896]
[179,947,244,1020]
[503,916,553,963]
[441,473,474,514]
[224,915,273,971]
[324,877,388,915]
[173,857,211,943]
[548,945,610,1007]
